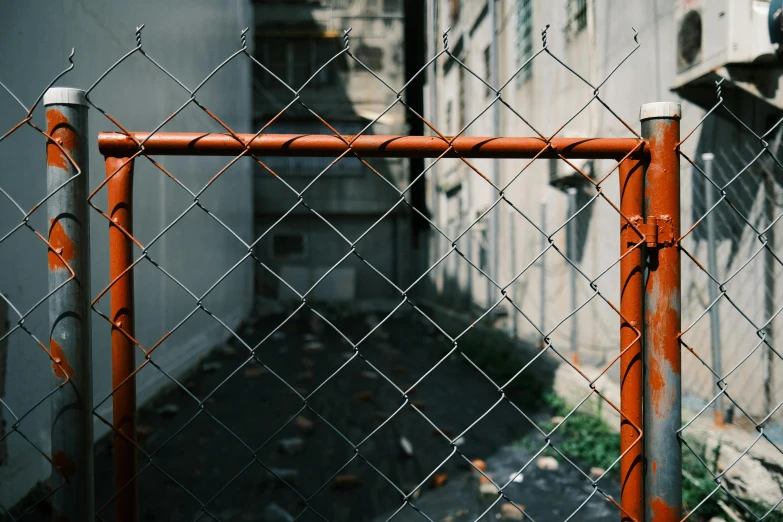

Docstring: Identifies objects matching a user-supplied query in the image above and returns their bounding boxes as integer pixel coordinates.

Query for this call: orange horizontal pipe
[98,132,646,160]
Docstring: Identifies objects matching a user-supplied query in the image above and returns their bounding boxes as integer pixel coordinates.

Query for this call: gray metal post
[508,205,517,338]
[763,169,776,415]
[45,87,94,521]
[567,188,578,362]
[488,0,500,307]
[702,153,724,425]
[641,102,682,522]
[540,202,547,339]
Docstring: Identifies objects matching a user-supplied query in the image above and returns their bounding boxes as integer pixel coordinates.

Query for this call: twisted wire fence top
[79,20,652,522]
[0,52,84,519]
[677,78,783,520]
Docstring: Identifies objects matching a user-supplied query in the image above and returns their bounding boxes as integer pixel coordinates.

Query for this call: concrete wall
[0,1,253,508]
[425,0,782,420]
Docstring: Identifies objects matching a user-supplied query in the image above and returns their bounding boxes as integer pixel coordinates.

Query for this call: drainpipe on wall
[489,0,500,309]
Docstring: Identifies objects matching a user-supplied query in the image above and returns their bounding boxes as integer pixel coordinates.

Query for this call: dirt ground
[19,305,621,521]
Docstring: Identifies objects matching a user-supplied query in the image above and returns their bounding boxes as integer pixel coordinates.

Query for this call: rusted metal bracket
[626,215,674,248]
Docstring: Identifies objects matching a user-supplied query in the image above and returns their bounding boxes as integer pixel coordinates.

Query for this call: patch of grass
[519,393,783,521]
[424,305,557,409]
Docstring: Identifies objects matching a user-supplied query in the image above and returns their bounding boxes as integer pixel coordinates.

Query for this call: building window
[258,37,342,89]
[446,100,453,134]
[383,0,400,13]
[516,0,533,84]
[566,0,588,36]
[272,233,306,260]
[484,45,492,97]
[458,61,466,132]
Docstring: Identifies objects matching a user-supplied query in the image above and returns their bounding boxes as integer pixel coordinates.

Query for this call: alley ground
[25,305,621,521]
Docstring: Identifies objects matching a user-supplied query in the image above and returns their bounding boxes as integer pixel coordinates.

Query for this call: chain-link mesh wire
[678,80,783,520]
[75,20,656,521]
[0,55,85,519]
[11,12,783,522]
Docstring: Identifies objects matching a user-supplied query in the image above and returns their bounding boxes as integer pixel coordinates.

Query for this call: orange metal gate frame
[97,121,680,522]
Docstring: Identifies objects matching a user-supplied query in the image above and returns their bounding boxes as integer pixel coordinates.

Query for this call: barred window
[566,0,588,36]
[516,0,533,85]
[259,37,342,88]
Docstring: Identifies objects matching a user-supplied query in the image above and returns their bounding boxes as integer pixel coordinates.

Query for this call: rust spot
[652,461,657,473]
[52,451,77,481]
[48,219,76,271]
[46,109,78,170]
[650,497,678,520]
[50,338,75,379]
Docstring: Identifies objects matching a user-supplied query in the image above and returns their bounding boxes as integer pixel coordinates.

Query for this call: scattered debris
[243,366,267,378]
[278,437,304,455]
[589,467,605,478]
[471,459,487,472]
[262,502,294,522]
[156,403,179,417]
[498,503,524,520]
[265,468,298,482]
[508,472,523,484]
[537,456,559,471]
[354,391,373,403]
[411,400,426,409]
[411,488,421,500]
[294,416,314,432]
[361,370,378,380]
[479,482,500,497]
[431,473,448,488]
[219,345,237,357]
[454,437,467,447]
[333,474,361,489]
[136,425,154,438]
[399,436,414,457]
[303,341,324,352]
[201,361,223,373]
[551,416,565,425]
[479,474,494,485]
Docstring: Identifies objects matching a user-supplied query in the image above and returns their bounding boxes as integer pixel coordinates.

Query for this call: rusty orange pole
[46,88,95,522]
[619,158,644,522]
[97,132,646,160]
[640,102,682,522]
[106,156,137,522]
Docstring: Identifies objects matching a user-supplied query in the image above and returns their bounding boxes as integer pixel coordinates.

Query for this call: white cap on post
[639,102,681,121]
[43,87,88,107]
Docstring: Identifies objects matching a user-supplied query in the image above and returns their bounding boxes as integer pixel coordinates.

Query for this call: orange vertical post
[619,158,644,522]
[106,156,138,522]
[641,102,682,522]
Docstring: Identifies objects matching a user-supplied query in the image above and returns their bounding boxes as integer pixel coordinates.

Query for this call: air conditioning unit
[673,0,783,107]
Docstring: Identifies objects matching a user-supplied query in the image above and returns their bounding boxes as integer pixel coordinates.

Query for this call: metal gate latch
[639,215,674,248]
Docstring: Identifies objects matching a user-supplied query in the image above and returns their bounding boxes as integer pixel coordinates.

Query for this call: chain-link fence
[676,80,783,521]
[1,10,782,522]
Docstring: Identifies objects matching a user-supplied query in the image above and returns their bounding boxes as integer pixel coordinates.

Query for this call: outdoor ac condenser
[673,0,783,107]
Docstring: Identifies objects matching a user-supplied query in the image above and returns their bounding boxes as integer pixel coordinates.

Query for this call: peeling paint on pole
[45,87,94,522]
[640,102,682,522]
